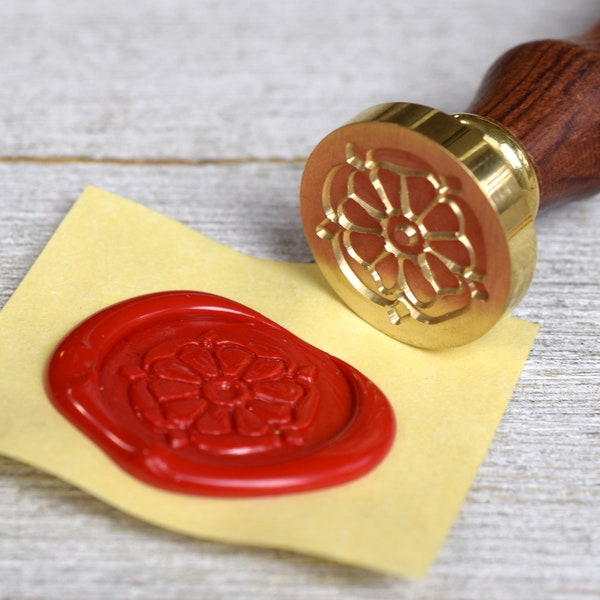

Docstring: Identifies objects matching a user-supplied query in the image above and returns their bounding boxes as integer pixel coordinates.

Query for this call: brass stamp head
[300,103,539,349]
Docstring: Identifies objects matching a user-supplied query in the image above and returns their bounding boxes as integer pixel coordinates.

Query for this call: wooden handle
[467,22,600,208]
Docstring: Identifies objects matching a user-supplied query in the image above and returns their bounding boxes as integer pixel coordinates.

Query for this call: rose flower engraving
[316,143,488,325]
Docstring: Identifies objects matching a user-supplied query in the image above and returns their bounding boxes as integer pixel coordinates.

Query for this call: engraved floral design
[121,331,319,455]
[317,143,488,325]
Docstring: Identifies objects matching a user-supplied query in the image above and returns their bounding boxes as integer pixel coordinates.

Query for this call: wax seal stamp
[301,23,600,348]
[46,291,395,497]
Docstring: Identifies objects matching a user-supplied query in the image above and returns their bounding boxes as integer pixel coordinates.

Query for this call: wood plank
[0,0,597,159]
[0,162,598,598]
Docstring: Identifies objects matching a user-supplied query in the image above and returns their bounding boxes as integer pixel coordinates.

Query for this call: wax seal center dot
[204,377,250,407]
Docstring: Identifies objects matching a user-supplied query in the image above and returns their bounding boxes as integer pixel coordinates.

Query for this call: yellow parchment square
[0,187,538,577]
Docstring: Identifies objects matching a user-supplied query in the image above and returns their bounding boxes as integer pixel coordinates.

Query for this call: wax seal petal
[234,407,270,437]
[161,398,207,429]
[178,345,219,378]
[151,358,203,384]
[46,291,396,497]
[252,380,304,403]
[242,357,286,383]
[192,406,232,436]
[215,345,253,378]
[149,379,200,403]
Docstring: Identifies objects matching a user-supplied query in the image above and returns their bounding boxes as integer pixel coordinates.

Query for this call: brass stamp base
[300,103,539,348]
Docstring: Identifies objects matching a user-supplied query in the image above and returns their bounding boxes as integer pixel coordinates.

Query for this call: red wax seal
[46,291,395,497]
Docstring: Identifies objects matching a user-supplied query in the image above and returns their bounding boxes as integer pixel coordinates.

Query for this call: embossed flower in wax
[47,292,395,497]
[316,144,488,325]
[123,330,319,455]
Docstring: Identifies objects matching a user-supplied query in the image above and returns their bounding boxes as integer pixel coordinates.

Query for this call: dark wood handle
[467,22,600,208]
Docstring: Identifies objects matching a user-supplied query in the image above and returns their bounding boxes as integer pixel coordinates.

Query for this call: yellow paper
[0,187,538,577]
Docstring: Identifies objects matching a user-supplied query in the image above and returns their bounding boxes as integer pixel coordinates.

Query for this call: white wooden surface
[1,1,599,598]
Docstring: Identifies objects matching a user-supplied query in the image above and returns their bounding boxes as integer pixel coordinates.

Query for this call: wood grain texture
[0,1,599,598]
[468,22,600,206]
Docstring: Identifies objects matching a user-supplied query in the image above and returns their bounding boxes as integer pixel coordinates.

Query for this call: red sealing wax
[46,291,395,497]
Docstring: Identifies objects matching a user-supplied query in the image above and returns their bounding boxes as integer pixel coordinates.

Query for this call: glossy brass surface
[300,103,539,348]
